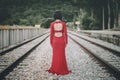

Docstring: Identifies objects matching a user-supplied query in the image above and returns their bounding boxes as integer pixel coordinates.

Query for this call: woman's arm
[50,22,54,46]
[63,22,68,45]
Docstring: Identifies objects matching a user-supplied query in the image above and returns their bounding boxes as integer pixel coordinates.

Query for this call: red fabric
[48,21,71,75]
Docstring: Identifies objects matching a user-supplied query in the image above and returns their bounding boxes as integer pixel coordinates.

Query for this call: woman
[47,11,71,75]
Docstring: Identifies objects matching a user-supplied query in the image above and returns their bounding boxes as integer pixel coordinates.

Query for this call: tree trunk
[91,9,94,19]
[108,0,111,30]
[118,13,120,27]
[102,7,105,30]
[116,0,119,28]
[113,0,116,29]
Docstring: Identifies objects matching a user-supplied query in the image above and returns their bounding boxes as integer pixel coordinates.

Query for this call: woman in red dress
[47,11,71,75]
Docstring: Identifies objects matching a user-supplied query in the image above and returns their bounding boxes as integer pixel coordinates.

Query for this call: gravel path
[5,37,117,80]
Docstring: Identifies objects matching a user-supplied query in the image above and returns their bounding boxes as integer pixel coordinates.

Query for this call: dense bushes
[81,13,100,30]
[41,18,54,28]
[0,8,10,24]
[0,1,78,28]
[1,0,119,30]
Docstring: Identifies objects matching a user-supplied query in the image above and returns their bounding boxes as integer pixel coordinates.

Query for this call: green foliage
[0,7,10,24]
[82,16,92,30]
[81,13,100,30]
[41,18,54,28]
[0,0,119,30]
[0,0,79,26]
[89,20,100,30]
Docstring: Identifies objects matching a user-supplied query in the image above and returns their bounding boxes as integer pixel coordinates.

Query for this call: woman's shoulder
[61,21,66,26]
[50,22,55,27]
[62,21,66,24]
[51,20,66,25]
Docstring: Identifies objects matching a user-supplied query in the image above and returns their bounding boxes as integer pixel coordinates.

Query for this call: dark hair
[53,11,62,20]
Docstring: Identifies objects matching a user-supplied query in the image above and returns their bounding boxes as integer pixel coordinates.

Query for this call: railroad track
[69,32,120,79]
[0,33,49,79]
[0,32,49,55]
[69,31,120,56]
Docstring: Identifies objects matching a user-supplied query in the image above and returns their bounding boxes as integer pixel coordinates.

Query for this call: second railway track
[69,32,120,79]
[0,32,49,55]
[69,31,120,56]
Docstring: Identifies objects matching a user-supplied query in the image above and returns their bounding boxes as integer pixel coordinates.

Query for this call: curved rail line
[69,34,120,79]
[0,32,49,55]
[69,32,120,57]
[0,33,49,79]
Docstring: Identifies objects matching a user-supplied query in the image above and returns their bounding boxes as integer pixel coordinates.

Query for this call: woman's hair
[53,11,62,20]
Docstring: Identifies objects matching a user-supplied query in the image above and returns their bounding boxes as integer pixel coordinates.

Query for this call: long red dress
[48,20,71,75]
